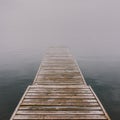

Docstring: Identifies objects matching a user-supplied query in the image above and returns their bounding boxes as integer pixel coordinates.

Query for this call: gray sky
[0,0,120,57]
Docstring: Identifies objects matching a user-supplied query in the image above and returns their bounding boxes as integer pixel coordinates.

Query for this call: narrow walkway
[10,47,110,120]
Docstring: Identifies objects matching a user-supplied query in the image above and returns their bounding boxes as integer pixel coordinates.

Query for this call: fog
[0,0,120,57]
[1,1,120,119]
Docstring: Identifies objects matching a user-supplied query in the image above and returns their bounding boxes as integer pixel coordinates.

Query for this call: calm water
[0,53,120,120]
[78,57,120,120]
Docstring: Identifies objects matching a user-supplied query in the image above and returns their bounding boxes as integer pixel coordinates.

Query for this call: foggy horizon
[1,0,120,57]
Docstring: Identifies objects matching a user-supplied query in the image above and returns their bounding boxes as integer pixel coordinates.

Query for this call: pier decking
[10,47,110,120]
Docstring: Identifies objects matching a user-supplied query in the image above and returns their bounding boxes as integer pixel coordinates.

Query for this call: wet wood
[10,47,110,120]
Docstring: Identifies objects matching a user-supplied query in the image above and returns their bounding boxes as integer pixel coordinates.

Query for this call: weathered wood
[16,110,104,115]
[24,95,95,99]
[10,47,110,120]
[23,98,97,103]
[19,106,102,111]
[21,102,99,106]
[11,85,110,120]
[13,114,107,119]
[37,75,82,79]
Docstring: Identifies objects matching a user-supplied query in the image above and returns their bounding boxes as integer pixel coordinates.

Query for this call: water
[78,57,120,120]
[0,50,41,120]
[0,53,120,120]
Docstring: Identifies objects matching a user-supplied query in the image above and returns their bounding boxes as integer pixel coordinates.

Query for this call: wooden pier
[10,47,110,120]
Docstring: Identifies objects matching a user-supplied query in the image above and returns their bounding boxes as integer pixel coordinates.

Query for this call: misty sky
[0,0,120,57]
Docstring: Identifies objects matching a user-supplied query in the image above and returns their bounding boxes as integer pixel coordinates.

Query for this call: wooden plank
[42,60,75,62]
[41,64,78,67]
[29,85,89,88]
[25,93,93,96]
[45,55,73,57]
[28,90,91,93]
[40,68,79,70]
[19,106,102,111]
[39,69,80,73]
[13,114,107,119]
[23,98,97,103]
[34,78,83,82]
[37,75,82,79]
[42,59,75,61]
[33,83,84,85]
[30,85,89,88]
[33,81,84,84]
[38,72,81,75]
[41,62,76,64]
[21,102,99,106]
[25,95,94,99]
[27,90,92,94]
[17,110,104,115]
